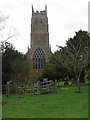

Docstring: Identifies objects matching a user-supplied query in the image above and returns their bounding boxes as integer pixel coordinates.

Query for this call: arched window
[33,48,46,69]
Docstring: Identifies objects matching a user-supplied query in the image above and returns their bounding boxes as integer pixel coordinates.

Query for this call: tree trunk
[76,71,82,93]
[77,77,81,92]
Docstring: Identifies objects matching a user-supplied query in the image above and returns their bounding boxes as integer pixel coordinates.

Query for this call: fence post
[37,80,41,95]
[55,79,57,90]
[7,81,10,97]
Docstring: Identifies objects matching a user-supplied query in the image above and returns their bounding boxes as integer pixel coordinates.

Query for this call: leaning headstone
[71,78,76,86]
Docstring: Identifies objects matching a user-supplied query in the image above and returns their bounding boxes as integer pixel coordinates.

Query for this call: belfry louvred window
[33,48,46,69]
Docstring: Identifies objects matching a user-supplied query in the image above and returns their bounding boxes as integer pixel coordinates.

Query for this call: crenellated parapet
[32,5,47,16]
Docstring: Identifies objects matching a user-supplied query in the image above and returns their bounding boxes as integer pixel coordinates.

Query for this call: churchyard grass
[2,85,88,118]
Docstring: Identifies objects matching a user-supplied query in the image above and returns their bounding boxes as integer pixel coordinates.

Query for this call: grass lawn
[2,85,88,118]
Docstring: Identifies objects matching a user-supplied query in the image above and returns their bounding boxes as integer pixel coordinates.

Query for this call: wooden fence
[17,79,57,95]
[2,85,9,96]
[2,81,12,96]
[2,85,7,95]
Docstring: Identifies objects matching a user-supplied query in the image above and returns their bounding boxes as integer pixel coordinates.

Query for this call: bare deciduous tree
[58,30,89,92]
[0,11,15,53]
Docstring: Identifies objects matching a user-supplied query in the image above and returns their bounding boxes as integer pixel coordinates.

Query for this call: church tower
[27,5,51,81]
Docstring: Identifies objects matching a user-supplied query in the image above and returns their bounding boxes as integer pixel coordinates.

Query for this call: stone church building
[27,5,51,81]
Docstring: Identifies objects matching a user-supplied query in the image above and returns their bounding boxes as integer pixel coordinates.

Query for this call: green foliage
[41,30,89,92]
[1,42,15,53]
[57,81,72,87]
[86,70,90,80]
[39,54,69,81]
[85,70,90,85]
[2,42,30,86]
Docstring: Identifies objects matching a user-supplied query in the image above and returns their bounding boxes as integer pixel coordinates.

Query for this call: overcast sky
[0,0,89,53]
